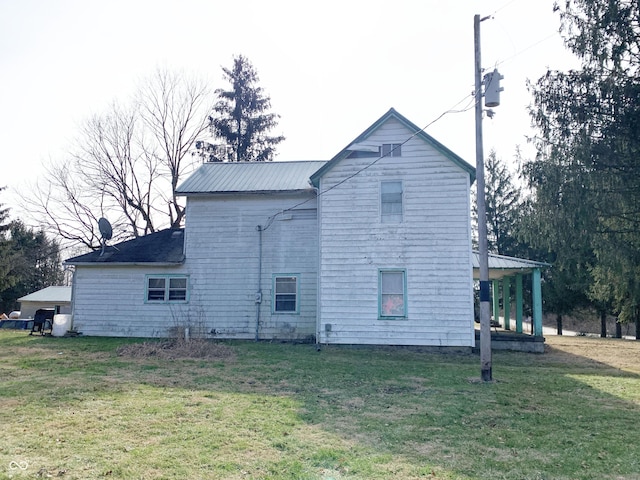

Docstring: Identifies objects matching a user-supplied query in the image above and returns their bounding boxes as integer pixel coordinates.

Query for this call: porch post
[515,274,523,333]
[492,279,500,327]
[503,276,511,330]
[532,268,543,337]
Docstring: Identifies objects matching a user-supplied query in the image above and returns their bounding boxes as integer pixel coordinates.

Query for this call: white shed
[18,286,72,320]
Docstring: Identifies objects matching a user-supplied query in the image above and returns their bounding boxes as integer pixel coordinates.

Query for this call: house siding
[71,266,189,337]
[318,118,475,346]
[184,193,318,340]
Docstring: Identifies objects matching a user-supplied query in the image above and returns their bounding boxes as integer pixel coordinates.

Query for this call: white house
[66,108,480,346]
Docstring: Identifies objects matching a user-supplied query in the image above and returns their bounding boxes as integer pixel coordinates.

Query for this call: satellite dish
[98,217,112,241]
[98,217,112,257]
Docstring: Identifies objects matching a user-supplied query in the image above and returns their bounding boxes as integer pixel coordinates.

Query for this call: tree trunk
[636,310,640,340]
[556,313,563,335]
[615,320,622,339]
[600,310,607,338]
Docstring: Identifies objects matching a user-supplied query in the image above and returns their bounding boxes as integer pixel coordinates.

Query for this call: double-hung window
[146,275,188,303]
[273,275,299,314]
[381,180,403,223]
[379,269,407,318]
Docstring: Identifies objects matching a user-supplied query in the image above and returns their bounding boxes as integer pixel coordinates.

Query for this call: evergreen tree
[526,0,640,328]
[472,150,524,256]
[0,187,19,311]
[0,221,63,314]
[209,55,284,162]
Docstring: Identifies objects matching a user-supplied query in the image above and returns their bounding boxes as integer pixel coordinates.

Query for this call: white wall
[72,265,189,337]
[20,302,71,320]
[317,118,475,346]
[184,193,318,341]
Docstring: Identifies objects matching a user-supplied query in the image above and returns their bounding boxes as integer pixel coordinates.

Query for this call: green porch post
[492,279,500,327]
[532,268,543,337]
[516,274,523,333]
[503,276,511,330]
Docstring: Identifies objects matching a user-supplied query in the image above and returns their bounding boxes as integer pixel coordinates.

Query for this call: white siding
[72,266,190,337]
[184,193,318,340]
[71,193,318,340]
[318,118,475,346]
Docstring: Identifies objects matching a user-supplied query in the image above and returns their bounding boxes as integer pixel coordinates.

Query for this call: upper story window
[146,275,188,303]
[381,143,402,157]
[381,180,403,223]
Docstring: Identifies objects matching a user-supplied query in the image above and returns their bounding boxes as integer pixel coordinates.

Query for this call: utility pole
[475,14,493,382]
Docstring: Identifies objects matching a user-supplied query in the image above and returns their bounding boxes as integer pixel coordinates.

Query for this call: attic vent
[381,143,402,157]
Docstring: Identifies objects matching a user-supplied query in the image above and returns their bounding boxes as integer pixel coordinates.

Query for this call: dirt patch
[544,336,640,374]
[116,339,235,361]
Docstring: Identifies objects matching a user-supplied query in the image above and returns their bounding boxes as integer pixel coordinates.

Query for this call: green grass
[1,332,639,479]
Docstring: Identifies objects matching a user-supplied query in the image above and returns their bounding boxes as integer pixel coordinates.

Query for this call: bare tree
[137,69,211,227]
[22,68,212,250]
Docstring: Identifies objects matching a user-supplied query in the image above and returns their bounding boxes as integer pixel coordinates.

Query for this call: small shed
[18,286,72,320]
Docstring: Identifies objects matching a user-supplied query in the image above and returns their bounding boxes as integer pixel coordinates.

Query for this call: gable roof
[310,108,475,187]
[18,286,72,303]
[176,161,327,195]
[65,228,185,266]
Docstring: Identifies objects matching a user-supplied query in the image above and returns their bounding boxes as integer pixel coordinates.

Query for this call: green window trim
[378,269,407,319]
[272,274,300,314]
[145,275,189,304]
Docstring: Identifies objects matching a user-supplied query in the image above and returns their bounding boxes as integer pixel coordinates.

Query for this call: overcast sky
[0,0,578,222]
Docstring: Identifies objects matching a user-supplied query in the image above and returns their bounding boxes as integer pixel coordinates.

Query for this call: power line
[495,31,562,69]
[261,92,478,230]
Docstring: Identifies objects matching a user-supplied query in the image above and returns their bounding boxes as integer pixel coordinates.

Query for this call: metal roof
[176,161,328,194]
[18,286,72,303]
[472,251,551,280]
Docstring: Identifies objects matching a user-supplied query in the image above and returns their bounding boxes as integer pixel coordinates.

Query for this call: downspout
[314,185,322,350]
[67,264,76,331]
[255,225,263,341]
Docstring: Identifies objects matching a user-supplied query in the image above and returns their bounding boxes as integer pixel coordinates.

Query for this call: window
[381,143,402,157]
[273,275,299,313]
[381,180,403,223]
[146,275,188,303]
[379,270,407,318]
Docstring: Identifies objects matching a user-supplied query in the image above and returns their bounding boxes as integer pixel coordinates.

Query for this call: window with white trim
[146,275,188,303]
[273,275,299,313]
[380,143,402,157]
[381,180,403,223]
[379,270,407,318]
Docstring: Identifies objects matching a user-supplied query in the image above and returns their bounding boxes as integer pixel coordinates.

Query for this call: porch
[473,251,551,353]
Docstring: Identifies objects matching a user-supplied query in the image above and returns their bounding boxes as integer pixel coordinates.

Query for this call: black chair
[29,309,54,335]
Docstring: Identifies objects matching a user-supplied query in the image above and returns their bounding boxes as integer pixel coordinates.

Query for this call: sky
[0,0,578,224]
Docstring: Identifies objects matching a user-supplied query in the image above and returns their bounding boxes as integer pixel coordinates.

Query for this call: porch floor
[474,326,545,353]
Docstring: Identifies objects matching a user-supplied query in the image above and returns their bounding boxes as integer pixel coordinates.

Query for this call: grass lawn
[1,332,639,479]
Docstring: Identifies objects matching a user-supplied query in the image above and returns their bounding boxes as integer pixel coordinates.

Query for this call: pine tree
[209,55,284,162]
[527,0,640,327]
[0,187,18,312]
[0,221,64,314]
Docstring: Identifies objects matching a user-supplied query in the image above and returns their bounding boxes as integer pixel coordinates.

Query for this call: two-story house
[66,108,478,347]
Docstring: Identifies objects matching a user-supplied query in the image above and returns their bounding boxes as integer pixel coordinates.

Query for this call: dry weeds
[115,338,236,361]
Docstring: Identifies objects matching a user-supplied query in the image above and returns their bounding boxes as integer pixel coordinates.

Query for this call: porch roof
[472,251,551,280]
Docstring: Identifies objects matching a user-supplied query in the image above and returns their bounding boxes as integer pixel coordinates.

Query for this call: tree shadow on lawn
[2,333,640,479]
